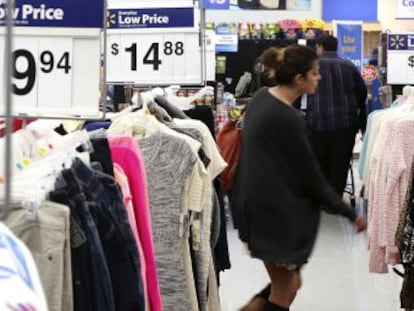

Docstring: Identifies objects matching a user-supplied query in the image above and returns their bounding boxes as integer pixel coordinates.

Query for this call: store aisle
[219,205,404,311]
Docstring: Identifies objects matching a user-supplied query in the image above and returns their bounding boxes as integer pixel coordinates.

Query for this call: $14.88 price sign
[9,36,73,113]
[106,33,202,84]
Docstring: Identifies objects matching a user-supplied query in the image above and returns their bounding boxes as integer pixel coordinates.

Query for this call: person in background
[233,45,367,311]
[305,34,367,196]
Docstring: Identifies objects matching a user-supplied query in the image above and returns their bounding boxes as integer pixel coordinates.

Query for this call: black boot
[255,283,271,300]
[264,301,289,311]
[239,284,271,311]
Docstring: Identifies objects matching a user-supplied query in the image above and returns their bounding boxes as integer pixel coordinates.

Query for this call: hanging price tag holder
[387,34,414,85]
[0,0,105,117]
[106,1,202,85]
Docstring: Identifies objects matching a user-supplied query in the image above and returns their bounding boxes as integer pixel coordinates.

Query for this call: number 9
[12,49,36,96]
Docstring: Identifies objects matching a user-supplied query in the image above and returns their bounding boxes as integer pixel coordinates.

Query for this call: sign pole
[1,0,14,219]
[200,6,207,85]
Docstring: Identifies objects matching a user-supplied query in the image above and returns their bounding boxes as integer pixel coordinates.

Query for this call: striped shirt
[305,52,367,132]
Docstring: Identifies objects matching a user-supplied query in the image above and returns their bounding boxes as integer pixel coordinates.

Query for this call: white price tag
[387,52,414,85]
[12,36,73,112]
[107,32,202,84]
[387,34,414,85]
[0,0,104,117]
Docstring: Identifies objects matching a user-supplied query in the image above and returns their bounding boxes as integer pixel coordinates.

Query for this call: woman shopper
[232,45,367,311]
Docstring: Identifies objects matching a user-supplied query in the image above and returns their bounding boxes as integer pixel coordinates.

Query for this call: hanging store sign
[0,0,104,117]
[200,0,230,10]
[0,0,104,27]
[333,21,363,73]
[386,34,414,84]
[106,4,202,85]
[396,0,414,19]
[106,7,194,29]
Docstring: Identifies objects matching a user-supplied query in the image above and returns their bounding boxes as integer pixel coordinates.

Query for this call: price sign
[387,34,414,85]
[107,33,201,84]
[12,36,73,111]
[0,0,104,117]
[106,5,202,85]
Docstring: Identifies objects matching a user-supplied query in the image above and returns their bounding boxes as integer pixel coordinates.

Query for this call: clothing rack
[0,0,109,219]
[2,0,14,220]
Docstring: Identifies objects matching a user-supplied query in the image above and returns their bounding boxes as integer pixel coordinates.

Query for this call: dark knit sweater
[233,87,356,265]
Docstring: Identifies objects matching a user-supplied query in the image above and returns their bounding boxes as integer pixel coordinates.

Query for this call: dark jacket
[305,52,367,132]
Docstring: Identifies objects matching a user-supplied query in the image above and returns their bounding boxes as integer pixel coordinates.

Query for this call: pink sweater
[369,117,414,273]
[113,163,149,307]
[109,137,162,311]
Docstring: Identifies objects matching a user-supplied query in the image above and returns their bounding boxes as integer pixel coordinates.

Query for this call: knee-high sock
[264,301,289,311]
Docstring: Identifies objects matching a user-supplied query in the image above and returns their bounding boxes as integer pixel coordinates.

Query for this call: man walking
[305,34,367,196]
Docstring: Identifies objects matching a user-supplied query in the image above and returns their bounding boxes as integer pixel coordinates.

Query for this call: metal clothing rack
[1,0,14,220]
[1,0,108,219]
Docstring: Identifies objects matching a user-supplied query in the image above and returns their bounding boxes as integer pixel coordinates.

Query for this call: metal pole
[1,0,14,219]
[199,7,207,86]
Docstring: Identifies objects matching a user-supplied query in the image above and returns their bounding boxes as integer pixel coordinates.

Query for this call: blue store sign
[200,0,230,10]
[0,0,104,28]
[388,34,414,50]
[336,23,363,72]
[107,7,194,29]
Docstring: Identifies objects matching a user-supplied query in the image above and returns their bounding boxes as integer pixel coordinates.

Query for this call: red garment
[217,120,242,195]
[0,118,37,137]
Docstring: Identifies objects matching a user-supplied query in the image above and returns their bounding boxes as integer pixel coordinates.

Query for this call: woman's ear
[293,73,305,86]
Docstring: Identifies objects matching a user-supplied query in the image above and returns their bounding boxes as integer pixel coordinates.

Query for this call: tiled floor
[219,161,405,311]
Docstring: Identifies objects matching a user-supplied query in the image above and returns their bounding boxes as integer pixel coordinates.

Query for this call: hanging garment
[49,169,115,311]
[71,158,145,311]
[109,137,162,311]
[172,118,228,311]
[139,131,198,311]
[400,265,414,309]
[113,163,150,311]
[3,201,72,311]
[0,221,49,311]
[217,120,242,195]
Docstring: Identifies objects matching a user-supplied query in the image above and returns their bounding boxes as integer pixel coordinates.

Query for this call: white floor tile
[219,162,404,311]
[219,214,403,311]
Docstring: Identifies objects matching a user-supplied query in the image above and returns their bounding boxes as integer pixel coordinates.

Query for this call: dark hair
[317,35,338,52]
[259,45,318,86]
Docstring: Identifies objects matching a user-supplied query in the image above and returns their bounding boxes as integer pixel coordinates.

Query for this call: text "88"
[12,49,71,96]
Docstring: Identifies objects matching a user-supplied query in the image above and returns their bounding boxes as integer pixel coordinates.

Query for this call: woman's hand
[354,214,367,232]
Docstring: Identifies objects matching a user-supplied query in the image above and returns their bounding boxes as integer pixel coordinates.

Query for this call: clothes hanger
[154,95,190,120]
[2,132,92,215]
[112,87,164,119]
[163,85,214,110]
[26,119,62,138]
